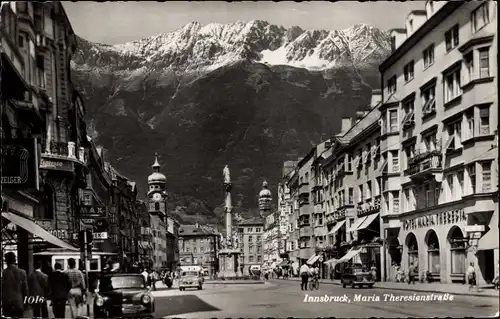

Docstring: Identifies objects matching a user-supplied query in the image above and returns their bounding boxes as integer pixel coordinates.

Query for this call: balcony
[40,141,86,172]
[405,150,443,182]
[357,196,381,217]
[299,183,310,196]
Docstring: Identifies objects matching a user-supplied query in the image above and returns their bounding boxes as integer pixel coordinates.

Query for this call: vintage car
[179,270,203,291]
[341,263,375,288]
[94,273,155,318]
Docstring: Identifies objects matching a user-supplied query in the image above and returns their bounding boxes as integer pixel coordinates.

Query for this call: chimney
[341,117,352,132]
[371,89,382,108]
[324,140,331,149]
[355,111,368,122]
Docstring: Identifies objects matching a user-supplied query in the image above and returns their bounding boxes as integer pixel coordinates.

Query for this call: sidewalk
[277,277,499,298]
[22,296,94,319]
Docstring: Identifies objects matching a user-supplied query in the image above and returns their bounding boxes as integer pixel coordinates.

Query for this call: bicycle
[309,275,319,290]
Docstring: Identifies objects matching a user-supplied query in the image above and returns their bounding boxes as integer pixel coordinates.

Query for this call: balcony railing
[406,150,442,180]
[42,141,86,163]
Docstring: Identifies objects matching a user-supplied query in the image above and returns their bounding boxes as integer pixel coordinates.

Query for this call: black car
[94,273,155,318]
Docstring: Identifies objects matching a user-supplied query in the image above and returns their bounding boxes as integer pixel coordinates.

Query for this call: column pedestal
[218,248,242,278]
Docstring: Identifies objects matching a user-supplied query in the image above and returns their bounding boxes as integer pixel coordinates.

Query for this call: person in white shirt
[141,269,149,285]
[299,263,310,291]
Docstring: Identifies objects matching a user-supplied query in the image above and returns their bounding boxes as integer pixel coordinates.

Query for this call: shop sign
[33,220,69,240]
[79,206,106,217]
[1,138,39,190]
[39,158,73,172]
[403,208,466,231]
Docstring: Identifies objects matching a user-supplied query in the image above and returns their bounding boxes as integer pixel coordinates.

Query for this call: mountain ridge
[71,20,390,224]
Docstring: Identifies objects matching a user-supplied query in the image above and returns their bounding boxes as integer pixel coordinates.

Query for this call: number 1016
[24,296,45,304]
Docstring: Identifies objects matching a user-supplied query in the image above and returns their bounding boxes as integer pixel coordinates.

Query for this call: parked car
[179,270,203,291]
[341,263,374,288]
[94,273,155,318]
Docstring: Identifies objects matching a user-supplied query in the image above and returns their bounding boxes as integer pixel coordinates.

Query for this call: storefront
[399,204,470,284]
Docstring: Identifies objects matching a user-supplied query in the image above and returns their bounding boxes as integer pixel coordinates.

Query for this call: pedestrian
[28,260,49,318]
[299,262,310,291]
[1,252,28,318]
[65,258,86,318]
[141,268,148,284]
[408,262,417,284]
[49,262,71,319]
[467,262,476,291]
[370,263,377,282]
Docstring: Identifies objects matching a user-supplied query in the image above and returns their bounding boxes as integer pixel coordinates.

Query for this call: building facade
[379,0,498,284]
[263,211,280,267]
[239,217,264,275]
[178,224,219,275]
[166,216,180,271]
[136,200,153,268]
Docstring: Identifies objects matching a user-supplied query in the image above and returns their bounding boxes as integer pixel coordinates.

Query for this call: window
[445,25,459,51]
[348,187,354,205]
[249,256,254,263]
[479,107,490,135]
[387,76,397,95]
[444,68,461,103]
[248,227,253,233]
[447,175,454,200]
[404,61,414,82]
[18,35,24,48]
[404,188,410,212]
[200,247,204,252]
[389,110,398,132]
[34,14,43,30]
[408,19,413,32]
[457,170,464,197]
[421,85,436,115]
[482,162,492,192]
[435,185,441,204]
[392,191,400,213]
[358,185,363,203]
[391,36,396,51]
[193,247,197,253]
[402,99,415,127]
[464,51,474,83]
[255,227,261,233]
[404,144,415,169]
[423,133,436,152]
[248,235,253,242]
[445,121,462,151]
[472,2,490,33]
[425,184,431,208]
[391,151,399,172]
[423,44,434,68]
[366,181,372,199]
[465,109,474,140]
[479,48,490,78]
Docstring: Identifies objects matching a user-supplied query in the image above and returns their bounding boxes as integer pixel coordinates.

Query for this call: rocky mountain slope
[71,20,391,224]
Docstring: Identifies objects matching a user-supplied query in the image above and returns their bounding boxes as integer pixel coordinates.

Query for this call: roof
[338,108,380,143]
[178,225,217,236]
[239,216,264,226]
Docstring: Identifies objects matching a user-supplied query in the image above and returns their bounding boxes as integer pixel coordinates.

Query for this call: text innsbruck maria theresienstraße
[303,293,454,303]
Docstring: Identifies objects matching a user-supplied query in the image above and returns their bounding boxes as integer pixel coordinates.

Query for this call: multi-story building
[178,224,219,275]
[285,165,300,274]
[379,1,498,284]
[136,200,154,268]
[146,154,168,269]
[263,211,280,267]
[1,1,87,274]
[239,217,264,275]
[166,216,180,271]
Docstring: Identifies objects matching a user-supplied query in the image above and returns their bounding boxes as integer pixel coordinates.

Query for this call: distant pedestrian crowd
[1,252,86,319]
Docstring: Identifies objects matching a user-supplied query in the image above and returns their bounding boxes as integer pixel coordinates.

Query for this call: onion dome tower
[147,152,167,215]
[258,180,272,216]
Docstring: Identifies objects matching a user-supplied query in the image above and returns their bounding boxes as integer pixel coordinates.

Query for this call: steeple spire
[152,152,161,172]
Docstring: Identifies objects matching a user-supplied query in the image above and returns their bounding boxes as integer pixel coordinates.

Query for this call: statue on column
[223,165,231,184]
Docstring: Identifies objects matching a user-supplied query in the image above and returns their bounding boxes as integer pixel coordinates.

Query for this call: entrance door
[483,250,494,283]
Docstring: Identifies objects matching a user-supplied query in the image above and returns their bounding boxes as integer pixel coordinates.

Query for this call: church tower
[258,180,272,217]
[147,152,167,216]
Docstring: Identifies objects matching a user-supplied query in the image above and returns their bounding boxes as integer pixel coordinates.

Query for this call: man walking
[299,262,310,291]
[1,252,29,318]
[65,258,86,318]
[49,262,71,319]
[28,261,49,318]
[408,262,417,284]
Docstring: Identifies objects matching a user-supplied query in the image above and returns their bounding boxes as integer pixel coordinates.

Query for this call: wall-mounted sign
[402,208,466,231]
[40,157,73,172]
[79,206,106,217]
[33,220,69,240]
[2,195,34,218]
[1,138,39,190]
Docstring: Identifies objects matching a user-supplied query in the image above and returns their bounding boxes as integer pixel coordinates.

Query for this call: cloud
[291,8,308,15]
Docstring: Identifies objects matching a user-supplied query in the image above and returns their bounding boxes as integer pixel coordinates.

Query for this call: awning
[477,230,499,251]
[328,220,346,235]
[356,213,379,231]
[307,255,320,265]
[347,216,368,233]
[324,258,339,266]
[338,249,361,263]
[2,212,78,251]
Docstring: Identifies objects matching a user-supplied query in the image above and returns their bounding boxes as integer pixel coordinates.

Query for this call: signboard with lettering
[1,138,39,190]
[2,195,34,218]
[39,158,74,172]
[79,206,106,217]
[33,220,69,240]
[402,209,466,231]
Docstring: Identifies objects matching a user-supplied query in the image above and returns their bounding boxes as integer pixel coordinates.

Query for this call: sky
[63,1,425,45]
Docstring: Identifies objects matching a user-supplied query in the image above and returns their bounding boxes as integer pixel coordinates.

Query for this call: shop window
[425,230,440,274]
[406,233,418,267]
[448,227,466,275]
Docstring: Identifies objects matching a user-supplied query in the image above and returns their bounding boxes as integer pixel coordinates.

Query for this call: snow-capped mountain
[73,21,390,73]
[71,21,391,224]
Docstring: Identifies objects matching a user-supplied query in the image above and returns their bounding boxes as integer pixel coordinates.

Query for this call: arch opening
[425,230,440,274]
[405,232,418,267]
[448,226,467,275]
